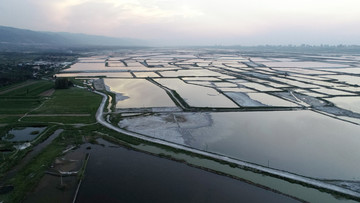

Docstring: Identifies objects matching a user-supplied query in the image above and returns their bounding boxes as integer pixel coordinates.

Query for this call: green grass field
[0,80,101,124]
[0,80,53,115]
[0,80,54,97]
[21,116,96,124]
[0,79,124,202]
[0,81,31,92]
[31,87,102,115]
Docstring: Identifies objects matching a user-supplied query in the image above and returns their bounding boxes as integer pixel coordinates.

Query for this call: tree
[55,78,73,89]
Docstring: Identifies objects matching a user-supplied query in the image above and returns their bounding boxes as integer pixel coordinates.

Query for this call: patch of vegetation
[0,80,54,97]
[0,80,54,115]
[0,116,20,124]
[69,78,86,87]
[54,78,73,89]
[31,87,102,116]
[30,131,39,135]
[3,133,14,140]
[0,124,55,177]
[0,127,83,203]
[22,116,96,124]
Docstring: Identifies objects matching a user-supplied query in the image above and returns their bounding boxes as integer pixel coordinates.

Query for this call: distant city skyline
[1,0,360,46]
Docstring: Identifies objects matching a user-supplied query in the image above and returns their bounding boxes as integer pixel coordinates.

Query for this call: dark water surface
[4,127,46,142]
[76,140,299,203]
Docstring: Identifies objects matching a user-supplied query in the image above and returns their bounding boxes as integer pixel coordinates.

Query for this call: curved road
[94,90,360,199]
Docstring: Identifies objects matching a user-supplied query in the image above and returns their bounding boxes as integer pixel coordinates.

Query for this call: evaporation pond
[197,111,360,180]
[225,92,298,107]
[155,78,238,108]
[104,78,176,108]
[76,139,298,203]
[121,111,360,180]
[160,69,224,77]
[326,96,360,114]
[262,61,348,68]
[62,63,106,72]
[4,127,46,142]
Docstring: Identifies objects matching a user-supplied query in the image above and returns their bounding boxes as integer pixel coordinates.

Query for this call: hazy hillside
[0,26,146,50]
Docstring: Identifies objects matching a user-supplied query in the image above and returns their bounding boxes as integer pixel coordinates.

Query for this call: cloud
[1,0,360,45]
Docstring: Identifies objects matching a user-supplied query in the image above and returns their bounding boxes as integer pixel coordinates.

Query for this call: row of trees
[54,77,73,89]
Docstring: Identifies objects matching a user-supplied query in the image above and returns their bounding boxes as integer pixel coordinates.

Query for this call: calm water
[105,78,176,108]
[191,111,360,180]
[4,127,46,142]
[63,63,106,72]
[226,92,299,107]
[76,140,299,203]
[120,111,360,180]
[133,72,159,78]
[262,61,348,68]
[324,75,360,86]
[160,69,224,77]
[155,78,238,108]
[327,96,360,114]
[56,72,133,78]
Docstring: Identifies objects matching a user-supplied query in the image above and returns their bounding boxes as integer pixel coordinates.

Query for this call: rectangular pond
[75,139,299,203]
[160,69,224,77]
[326,96,360,114]
[154,78,239,108]
[62,63,106,72]
[118,111,360,180]
[262,61,349,68]
[104,79,176,108]
[56,72,133,78]
[324,75,360,86]
[225,92,299,107]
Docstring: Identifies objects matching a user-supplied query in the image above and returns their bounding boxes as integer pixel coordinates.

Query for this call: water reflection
[105,79,176,108]
[155,78,238,108]
[76,139,299,203]
[3,127,46,142]
[119,111,360,180]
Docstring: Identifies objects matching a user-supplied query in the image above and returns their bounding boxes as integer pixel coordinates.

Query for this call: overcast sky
[1,0,360,46]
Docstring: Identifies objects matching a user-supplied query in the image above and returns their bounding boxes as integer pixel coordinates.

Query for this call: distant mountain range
[0,25,147,50]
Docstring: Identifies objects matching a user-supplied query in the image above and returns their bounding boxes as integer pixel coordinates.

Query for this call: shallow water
[324,75,360,86]
[120,111,360,180]
[327,96,360,114]
[133,72,159,77]
[312,87,355,96]
[155,78,238,108]
[56,72,133,78]
[4,127,46,142]
[160,69,224,77]
[63,63,106,72]
[226,92,299,107]
[323,67,360,74]
[263,61,349,68]
[105,78,176,108]
[193,111,360,180]
[241,82,281,92]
